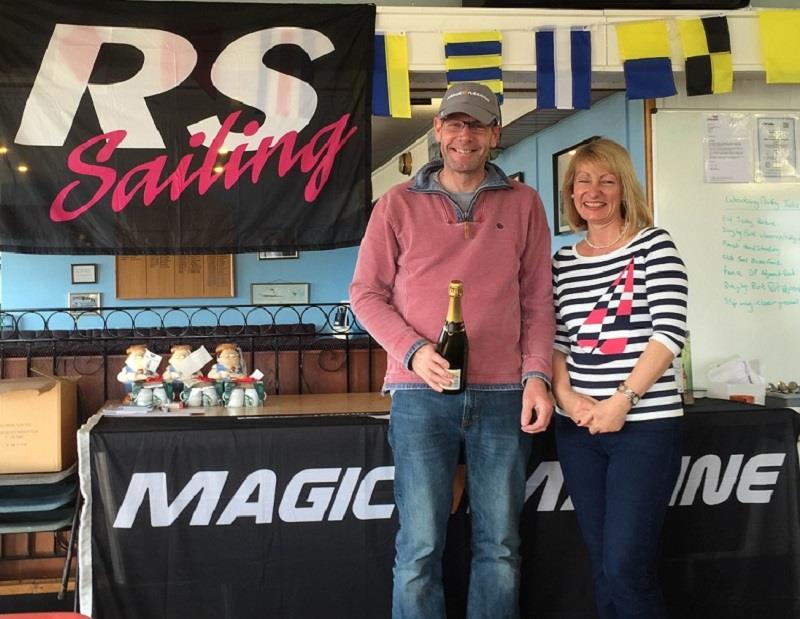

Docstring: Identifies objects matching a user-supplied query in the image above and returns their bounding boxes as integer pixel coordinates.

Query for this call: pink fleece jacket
[350,162,554,390]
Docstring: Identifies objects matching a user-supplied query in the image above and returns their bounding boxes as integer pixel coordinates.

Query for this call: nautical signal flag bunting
[373,33,411,118]
[443,31,503,102]
[678,16,732,96]
[535,28,591,110]
[757,10,800,84]
[615,20,677,100]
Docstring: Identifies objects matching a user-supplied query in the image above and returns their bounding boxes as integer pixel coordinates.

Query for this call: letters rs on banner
[0,1,375,254]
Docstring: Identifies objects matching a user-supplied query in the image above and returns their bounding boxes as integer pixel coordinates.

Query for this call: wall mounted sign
[71,263,97,284]
[251,283,310,305]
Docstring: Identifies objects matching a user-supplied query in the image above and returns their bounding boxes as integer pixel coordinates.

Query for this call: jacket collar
[410,160,512,193]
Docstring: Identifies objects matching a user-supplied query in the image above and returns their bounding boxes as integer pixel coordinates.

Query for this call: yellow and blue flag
[373,33,411,118]
[678,16,732,96]
[616,20,676,100]
[758,10,800,84]
[443,31,503,102]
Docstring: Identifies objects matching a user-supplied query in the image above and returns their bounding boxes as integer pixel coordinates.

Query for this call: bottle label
[443,369,462,391]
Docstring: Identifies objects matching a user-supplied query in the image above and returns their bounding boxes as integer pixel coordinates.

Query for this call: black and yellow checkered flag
[678,16,733,96]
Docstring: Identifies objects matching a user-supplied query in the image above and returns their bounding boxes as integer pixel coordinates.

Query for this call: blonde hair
[125,344,147,355]
[561,138,652,233]
[170,344,192,354]
[215,342,238,354]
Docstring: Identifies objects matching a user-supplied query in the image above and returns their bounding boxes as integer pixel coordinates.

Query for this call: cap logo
[445,90,492,104]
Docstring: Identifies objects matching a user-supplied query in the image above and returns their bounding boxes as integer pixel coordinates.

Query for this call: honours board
[116,255,234,299]
[653,110,800,388]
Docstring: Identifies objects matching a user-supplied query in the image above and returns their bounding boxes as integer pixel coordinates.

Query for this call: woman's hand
[586,392,630,434]
[556,389,598,427]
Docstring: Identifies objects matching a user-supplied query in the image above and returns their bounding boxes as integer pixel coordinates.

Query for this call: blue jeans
[555,414,683,619]
[389,389,532,619]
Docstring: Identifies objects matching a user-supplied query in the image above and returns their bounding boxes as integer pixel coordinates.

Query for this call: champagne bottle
[436,280,468,394]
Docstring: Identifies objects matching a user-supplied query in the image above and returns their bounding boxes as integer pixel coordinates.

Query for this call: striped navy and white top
[552,227,688,421]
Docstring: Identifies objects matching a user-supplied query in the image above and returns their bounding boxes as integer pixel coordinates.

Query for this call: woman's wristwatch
[616,382,641,406]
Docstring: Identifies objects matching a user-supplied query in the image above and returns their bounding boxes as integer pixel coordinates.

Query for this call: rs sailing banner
[0,1,374,254]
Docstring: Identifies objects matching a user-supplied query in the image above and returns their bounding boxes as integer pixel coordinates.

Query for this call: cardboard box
[0,376,78,474]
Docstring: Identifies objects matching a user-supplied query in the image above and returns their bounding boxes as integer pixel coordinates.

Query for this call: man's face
[433,113,500,176]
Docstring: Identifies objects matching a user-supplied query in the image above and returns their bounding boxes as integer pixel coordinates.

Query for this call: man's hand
[410,343,456,392]
[520,377,553,434]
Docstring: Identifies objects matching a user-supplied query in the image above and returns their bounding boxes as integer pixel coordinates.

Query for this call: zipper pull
[464,221,470,239]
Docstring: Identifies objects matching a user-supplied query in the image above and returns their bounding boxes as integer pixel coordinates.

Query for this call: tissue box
[707,382,765,406]
[0,376,78,474]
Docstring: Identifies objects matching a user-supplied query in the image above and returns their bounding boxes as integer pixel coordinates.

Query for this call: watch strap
[617,382,641,405]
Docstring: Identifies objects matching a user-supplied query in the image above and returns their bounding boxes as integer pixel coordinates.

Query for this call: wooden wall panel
[115,256,147,298]
[174,256,205,297]
[145,256,174,297]
[204,255,234,297]
[116,254,234,299]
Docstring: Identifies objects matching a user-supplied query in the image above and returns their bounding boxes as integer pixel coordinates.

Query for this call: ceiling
[497,89,618,150]
[371,103,438,171]
[371,89,620,172]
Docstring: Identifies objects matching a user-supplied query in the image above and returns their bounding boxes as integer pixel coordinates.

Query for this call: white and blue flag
[536,28,591,110]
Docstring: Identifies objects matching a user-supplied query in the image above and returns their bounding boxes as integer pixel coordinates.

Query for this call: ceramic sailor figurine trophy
[117,344,157,396]
[162,344,200,400]
[207,343,245,383]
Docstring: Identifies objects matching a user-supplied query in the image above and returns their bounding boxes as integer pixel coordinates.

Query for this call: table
[77,393,393,619]
[518,398,800,619]
[77,396,800,618]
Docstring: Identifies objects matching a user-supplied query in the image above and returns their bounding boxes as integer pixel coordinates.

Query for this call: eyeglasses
[441,118,495,133]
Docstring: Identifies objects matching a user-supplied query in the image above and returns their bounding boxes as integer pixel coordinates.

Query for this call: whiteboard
[653,110,800,389]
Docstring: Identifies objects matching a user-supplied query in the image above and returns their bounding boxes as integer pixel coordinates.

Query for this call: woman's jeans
[555,414,683,619]
[389,388,532,619]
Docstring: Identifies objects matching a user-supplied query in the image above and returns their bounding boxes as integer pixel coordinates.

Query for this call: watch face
[618,383,639,405]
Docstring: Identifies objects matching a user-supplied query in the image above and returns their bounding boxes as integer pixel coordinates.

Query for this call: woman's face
[571,161,623,229]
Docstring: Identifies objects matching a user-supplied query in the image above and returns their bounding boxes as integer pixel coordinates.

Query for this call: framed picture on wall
[68,292,101,316]
[552,136,600,235]
[71,263,97,284]
[257,251,299,260]
[251,283,309,305]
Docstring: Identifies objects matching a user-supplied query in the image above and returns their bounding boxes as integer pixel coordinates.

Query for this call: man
[350,82,554,618]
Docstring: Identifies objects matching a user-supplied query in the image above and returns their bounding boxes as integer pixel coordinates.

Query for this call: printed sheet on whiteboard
[755,115,799,182]
[703,113,753,183]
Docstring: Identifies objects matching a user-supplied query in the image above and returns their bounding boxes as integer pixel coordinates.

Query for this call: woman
[551,138,688,619]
